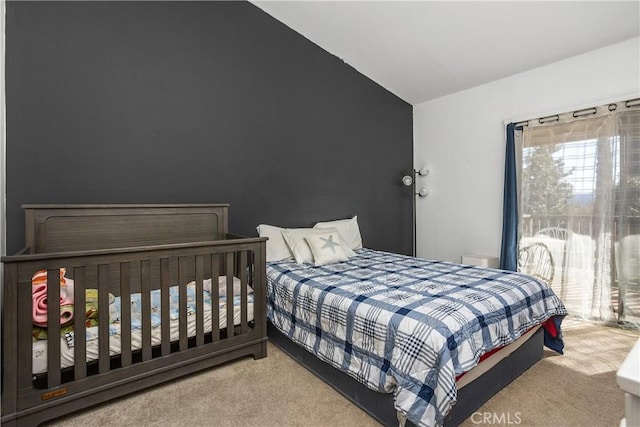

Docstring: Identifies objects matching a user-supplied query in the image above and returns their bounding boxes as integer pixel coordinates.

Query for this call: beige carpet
[47,318,639,427]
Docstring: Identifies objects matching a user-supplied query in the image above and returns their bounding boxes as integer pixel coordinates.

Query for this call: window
[515,103,640,327]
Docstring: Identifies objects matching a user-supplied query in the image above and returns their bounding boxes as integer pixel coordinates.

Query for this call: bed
[259,219,567,427]
[2,204,267,426]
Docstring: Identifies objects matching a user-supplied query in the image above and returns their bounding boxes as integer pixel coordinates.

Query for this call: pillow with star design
[304,230,349,266]
[313,216,362,250]
[282,227,355,264]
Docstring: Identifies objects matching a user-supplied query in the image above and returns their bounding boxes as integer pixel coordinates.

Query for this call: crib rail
[2,237,267,426]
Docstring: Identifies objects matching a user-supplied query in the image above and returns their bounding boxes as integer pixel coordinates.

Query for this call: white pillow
[282,228,356,264]
[313,216,362,250]
[305,231,349,266]
[281,228,325,264]
[256,224,293,262]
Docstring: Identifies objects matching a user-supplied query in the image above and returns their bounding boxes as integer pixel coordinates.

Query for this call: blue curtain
[500,123,518,270]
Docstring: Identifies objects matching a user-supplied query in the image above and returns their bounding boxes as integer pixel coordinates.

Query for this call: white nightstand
[461,254,499,268]
[617,338,640,427]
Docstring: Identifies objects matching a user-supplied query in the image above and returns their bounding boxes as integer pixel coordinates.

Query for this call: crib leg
[253,340,267,360]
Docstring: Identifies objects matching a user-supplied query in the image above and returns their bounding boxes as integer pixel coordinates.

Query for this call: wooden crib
[1,204,267,426]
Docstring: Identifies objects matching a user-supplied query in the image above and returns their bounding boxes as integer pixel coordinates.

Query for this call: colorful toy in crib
[31,268,74,327]
[31,268,115,341]
[32,288,115,341]
[84,288,116,320]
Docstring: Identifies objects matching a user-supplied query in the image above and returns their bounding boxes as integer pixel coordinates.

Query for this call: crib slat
[73,267,87,380]
[47,269,62,388]
[160,258,170,356]
[3,263,18,413]
[226,253,234,338]
[141,259,152,361]
[17,271,32,391]
[120,262,132,367]
[195,255,205,347]
[240,251,248,335]
[178,257,188,351]
[211,254,220,342]
[98,264,110,374]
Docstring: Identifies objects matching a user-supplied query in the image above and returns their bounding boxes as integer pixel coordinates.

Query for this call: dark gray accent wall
[5,1,413,255]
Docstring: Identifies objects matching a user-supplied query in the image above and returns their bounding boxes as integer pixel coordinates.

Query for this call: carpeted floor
[47,318,639,427]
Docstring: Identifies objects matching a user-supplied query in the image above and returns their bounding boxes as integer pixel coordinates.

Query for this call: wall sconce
[402,167,430,257]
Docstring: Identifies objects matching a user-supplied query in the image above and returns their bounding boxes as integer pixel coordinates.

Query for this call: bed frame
[2,204,267,426]
[268,322,543,426]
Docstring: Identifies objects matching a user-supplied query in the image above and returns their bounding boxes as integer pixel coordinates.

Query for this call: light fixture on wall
[402,167,430,257]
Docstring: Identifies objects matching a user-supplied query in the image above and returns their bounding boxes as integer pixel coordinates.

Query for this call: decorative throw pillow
[313,216,363,250]
[304,230,349,266]
[282,228,357,264]
[256,224,293,262]
[282,227,354,264]
[281,228,327,264]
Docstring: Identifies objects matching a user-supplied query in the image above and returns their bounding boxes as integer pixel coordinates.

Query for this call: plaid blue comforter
[266,249,567,427]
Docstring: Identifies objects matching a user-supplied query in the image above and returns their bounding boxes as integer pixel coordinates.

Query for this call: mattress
[33,280,254,375]
[455,324,541,389]
[266,248,567,427]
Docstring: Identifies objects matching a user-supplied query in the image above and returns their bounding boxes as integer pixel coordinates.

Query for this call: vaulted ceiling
[252,1,640,105]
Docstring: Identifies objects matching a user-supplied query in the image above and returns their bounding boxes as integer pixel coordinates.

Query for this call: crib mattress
[33,283,254,374]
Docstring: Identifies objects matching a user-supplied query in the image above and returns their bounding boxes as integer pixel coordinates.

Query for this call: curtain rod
[514,97,640,128]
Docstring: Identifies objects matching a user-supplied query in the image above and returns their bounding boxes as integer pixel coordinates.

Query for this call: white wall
[413,37,640,263]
